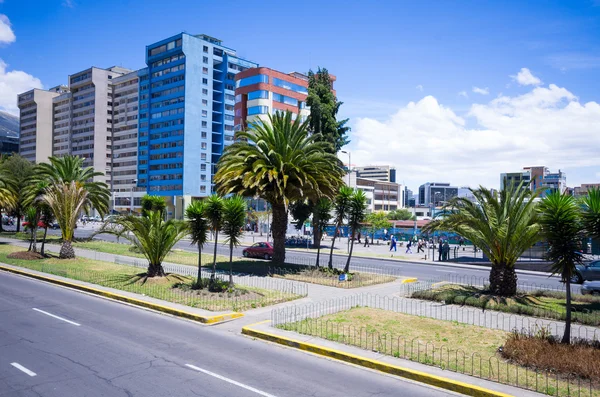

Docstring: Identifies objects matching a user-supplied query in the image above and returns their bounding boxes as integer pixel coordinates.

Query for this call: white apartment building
[349,171,404,212]
[354,165,396,183]
[18,86,68,163]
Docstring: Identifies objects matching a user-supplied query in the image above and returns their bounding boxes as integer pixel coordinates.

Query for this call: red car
[242,242,274,260]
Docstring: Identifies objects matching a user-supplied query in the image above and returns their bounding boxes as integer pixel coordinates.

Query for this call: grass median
[412,284,600,326]
[0,245,303,312]
[278,307,599,397]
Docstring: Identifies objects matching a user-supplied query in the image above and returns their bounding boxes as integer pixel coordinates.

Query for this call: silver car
[571,260,600,284]
[581,281,600,296]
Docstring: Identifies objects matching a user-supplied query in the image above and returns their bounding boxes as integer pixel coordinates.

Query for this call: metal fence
[272,294,599,397]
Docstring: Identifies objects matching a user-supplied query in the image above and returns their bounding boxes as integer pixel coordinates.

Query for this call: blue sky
[1,0,599,189]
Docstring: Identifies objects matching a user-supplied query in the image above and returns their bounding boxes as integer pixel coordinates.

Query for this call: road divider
[242,321,514,397]
[0,264,243,325]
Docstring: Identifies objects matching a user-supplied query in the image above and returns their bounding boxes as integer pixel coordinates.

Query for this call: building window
[248,90,269,100]
[203,67,208,74]
[247,106,269,116]
[202,99,208,106]
[202,110,208,117]
[201,153,206,160]
[273,93,299,106]
[201,164,207,171]
[236,74,268,88]
[202,121,207,127]
[201,142,207,149]
[203,45,208,53]
[201,131,207,138]
[203,56,208,64]
[200,186,207,192]
[202,78,208,85]
[202,89,208,95]
[272,78,308,95]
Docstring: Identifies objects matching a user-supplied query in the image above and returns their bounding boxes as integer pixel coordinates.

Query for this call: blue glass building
[139,33,257,217]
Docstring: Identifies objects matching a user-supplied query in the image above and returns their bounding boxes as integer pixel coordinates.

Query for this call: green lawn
[279,307,598,397]
[0,245,302,312]
[412,284,600,326]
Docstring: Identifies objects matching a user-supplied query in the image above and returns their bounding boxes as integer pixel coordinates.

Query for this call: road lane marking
[32,308,81,326]
[11,363,36,377]
[185,364,278,397]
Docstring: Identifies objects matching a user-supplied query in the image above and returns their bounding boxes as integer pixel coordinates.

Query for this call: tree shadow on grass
[110,272,189,286]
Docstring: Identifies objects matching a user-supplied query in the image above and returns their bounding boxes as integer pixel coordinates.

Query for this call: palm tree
[215,111,344,265]
[205,194,224,280]
[39,204,54,257]
[33,155,110,216]
[423,183,541,296]
[538,191,584,344]
[314,198,333,267]
[25,206,40,252]
[344,190,367,273]
[328,186,353,269]
[221,196,247,285]
[0,154,33,233]
[142,194,167,217]
[23,179,52,255]
[581,187,600,244]
[185,200,210,288]
[101,211,187,277]
[42,182,88,258]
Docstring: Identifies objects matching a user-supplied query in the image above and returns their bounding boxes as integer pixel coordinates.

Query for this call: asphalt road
[36,226,570,292]
[0,271,455,397]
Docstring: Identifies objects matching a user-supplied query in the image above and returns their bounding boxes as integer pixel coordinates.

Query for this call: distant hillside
[0,111,19,138]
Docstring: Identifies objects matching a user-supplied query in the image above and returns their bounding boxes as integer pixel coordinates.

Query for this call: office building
[354,165,396,183]
[140,33,257,218]
[234,67,319,130]
[418,182,458,207]
[18,86,67,163]
[349,171,404,212]
[403,187,413,207]
[458,187,476,202]
[500,166,567,197]
[573,183,600,197]
[500,170,531,191]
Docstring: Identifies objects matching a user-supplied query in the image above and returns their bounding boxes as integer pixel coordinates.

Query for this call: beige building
[354,165,396,183]
[349,171,404,212]
[18,86,68,163]
[573,183,600,197]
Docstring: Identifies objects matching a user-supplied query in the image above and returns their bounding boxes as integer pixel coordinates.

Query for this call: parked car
[242,242,274,260]
[571,260,600,283]
[50,221,60,230]
[581,281,600,295]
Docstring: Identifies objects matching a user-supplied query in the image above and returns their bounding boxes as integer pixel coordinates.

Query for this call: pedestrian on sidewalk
[417,239,424,253]
[389,235,397,252]
[443,240,450,261]
[405,239,413,254]
[438,239,443,261]
[357,231,361,244]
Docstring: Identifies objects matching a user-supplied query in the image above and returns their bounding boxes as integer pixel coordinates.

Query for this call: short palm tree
[25,206,40,253]
[142,194,167,217]
[328,186,353,269]
[215,111,344,265]
[221,196,247,285]
[23,179,51,255]
[102,211,187,277]
[42,181,88,258]
[581,187,600,243]
[424,183,541,296]
[344,190,367,273]
[538,191,584,344]
[185,200,210,288]
[205,194,224,280]
[314,198,333,267]
[39,204,54,257]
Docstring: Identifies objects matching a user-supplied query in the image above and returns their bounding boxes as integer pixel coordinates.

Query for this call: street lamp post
[341,150,351,186]
[130,178,138,214]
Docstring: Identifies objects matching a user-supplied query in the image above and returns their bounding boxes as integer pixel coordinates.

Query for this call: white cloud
[0,60,43,114]
[458,91,468,98]
[511,68,542,86]
[0,15,16,44]
[416,84,423,92]
[349,83,600,190]
[62,0,75,7]
[472,86,489,95]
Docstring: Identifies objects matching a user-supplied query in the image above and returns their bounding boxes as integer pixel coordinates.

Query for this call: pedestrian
[405,239,413,254]
[389,235,397,252]
[364,233,370,247]
[357,231,361,244]
[417,239,424,253]
[443,240,450,261]
[438,239,443,261]
[384,229,388,241]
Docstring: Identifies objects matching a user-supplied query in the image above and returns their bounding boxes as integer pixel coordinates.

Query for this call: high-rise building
[418,182,458,207]
[500,166,567,197]
[233,67,317,131]
[354,165,396,183]
[140,33,257,218]
[18,86,67,163]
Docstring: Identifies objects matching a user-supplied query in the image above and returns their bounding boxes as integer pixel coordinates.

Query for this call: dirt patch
[272,267,396,288]
[7,251,44,260]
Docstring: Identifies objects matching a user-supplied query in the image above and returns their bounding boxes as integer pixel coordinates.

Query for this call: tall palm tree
[0,154,33,233]
[33,155,110,216]
[205,194,224,280]
[581,187,600,244]
[39,204,54,257]
[328,186,353,269]
[344,190,367,273]
[221,196,247,285]
[314,198,333,268]
[101,211,187,277]
[185,200,210,288]
[141,194,167,217]
[23,179,52,255]
[538,191,584,344]
[424,183,541,296]
[215,111,344,265]
[42,182,88,258]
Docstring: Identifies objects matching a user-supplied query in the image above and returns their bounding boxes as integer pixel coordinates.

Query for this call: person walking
[443,240,450,261]
[389,235,397,252]
[405,239,413,254]
[438,239,443,261]
[417,239,424,253]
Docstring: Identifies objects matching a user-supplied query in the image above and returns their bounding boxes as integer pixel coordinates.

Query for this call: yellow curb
[242,322,513,397]
[431,281,449,288]
[401,277,418,284]
[0,264,244,325]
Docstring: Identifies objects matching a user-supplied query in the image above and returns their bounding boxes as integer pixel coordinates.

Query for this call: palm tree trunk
[196,245,202,288]
[28,227,33,251]
[562,278,572,344]
[328,224,339,269]
[32,225,38,253]
[271,203,287,265]
[59,240,76,259]
[344,231,356,273]
[313,210,321,248]
[16,213,21,233]
[41,226,48,256]
[315,228,322,268]
[147,261,166,277]
[229,240,234,286]
[211,231,219,280]
[489,263,517,296]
